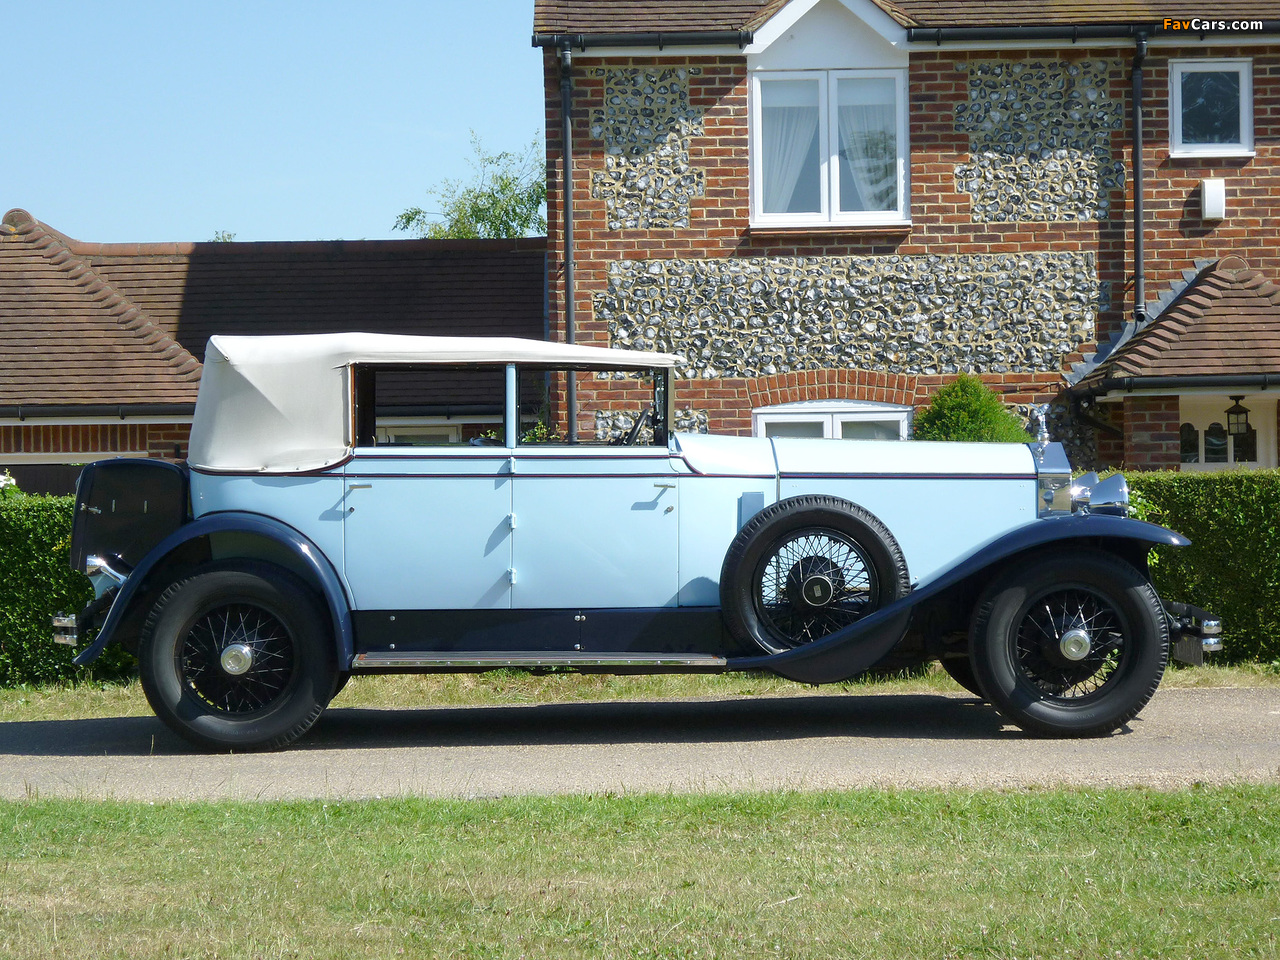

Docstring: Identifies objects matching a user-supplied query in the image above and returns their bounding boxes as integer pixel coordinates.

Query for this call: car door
[342,449,513,611]
[509,447,680,611]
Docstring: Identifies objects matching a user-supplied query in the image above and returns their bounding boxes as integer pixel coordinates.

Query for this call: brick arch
[745,370,915,409]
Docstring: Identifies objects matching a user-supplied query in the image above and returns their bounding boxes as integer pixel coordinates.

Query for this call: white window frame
[750,68,909,228]
[1169,58,1253,158]
[752,400,912,440]
[1178,395,1275,471]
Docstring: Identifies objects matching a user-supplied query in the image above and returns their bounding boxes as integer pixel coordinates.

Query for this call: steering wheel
[616,407,654,446]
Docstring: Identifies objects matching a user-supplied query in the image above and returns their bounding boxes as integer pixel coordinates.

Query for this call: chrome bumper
[1165,601,1223,666]
[50,555,129,648]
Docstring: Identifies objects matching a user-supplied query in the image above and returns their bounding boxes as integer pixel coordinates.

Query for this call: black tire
[970,550,1169,737]
[940,655,985,698]
[139,562,337,751]
[720,495,909,656]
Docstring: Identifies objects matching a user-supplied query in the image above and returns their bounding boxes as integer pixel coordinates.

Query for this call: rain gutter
[0,404,195,420]
[1073,374,1279,401]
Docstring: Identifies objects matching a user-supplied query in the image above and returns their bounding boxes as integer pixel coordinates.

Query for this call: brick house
[532,0,1280,469]
[0,208,545,492]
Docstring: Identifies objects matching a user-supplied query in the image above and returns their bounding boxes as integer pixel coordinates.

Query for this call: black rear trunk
[69,459,189,572]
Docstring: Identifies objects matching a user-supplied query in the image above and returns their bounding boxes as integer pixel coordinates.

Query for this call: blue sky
[1,0,545,242]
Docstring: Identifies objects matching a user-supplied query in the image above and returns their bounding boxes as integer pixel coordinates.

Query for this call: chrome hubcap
[801,574,835,607]
[220,642,255,676]
[1059,627,1092,662]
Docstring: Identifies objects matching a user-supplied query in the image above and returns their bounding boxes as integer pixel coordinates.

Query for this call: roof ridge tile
[18,215,203,388]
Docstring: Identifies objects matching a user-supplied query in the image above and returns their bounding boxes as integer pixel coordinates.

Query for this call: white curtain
[837,79,897,212]
[761,80,819,214]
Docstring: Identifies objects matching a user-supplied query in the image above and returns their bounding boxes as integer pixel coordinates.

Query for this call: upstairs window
[751,70,908,227]
[1170,59,1253,157]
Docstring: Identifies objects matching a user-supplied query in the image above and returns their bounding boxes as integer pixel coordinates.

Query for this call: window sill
[747,221,912,237]
[1169,148,1255,160]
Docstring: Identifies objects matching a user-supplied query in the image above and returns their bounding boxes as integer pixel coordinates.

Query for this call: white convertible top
[188,333,683,474]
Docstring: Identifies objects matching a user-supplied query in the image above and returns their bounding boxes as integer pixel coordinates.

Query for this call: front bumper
[1165,601,1223,666]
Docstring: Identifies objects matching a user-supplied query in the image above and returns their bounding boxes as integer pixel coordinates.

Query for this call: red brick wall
[1120,395,1181,470]
[544,44,1280,445]
[0,422,192,461]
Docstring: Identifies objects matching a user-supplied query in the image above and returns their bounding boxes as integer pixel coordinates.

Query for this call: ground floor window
[1179,395,1276,470]
[752,400,911,440]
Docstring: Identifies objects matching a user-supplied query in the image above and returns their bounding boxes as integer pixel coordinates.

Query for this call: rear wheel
[139,562,336,751]
[970,551,1168,737]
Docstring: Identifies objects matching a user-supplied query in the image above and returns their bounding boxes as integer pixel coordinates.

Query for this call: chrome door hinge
[507,567,517,584]
[506,513,516,530]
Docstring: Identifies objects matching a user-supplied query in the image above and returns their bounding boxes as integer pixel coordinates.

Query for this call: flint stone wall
[589,67,705,230]
[955,59,1125,222]
[597,253,1102,379]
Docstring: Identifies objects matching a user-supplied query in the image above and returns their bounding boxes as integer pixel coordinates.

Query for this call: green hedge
[1128,470,1280,664]
[0,494,133,687]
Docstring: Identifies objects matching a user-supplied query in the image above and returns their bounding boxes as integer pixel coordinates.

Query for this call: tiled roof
[0,209,201,410]
[533,0,771,35]
[533,0,1279,36]
[1075,257,1280,387]
[0,209,547,411]
[887,0,1280,28]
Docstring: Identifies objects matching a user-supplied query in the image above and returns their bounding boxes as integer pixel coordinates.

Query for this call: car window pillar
[504,364,519,449]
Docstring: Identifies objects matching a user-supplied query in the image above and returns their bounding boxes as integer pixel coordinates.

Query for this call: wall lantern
[1226,396,1251,436]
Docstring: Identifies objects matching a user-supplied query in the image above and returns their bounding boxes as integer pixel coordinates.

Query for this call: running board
[351,651,728,670]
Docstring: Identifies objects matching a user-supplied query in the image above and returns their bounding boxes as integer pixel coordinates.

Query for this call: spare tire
[720,495,910,656]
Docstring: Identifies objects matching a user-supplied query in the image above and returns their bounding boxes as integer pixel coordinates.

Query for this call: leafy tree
[209,230,236,242]
[912,374,1031,442]
[394,133,546,240]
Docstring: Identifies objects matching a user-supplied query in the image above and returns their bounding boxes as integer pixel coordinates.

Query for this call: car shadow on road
[0,692,1020,757]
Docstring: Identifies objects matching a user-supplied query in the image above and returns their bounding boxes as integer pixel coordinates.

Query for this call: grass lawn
[2,787,1277,959]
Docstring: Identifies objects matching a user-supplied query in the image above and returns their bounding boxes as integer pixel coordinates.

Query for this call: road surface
[2,687,1277,800]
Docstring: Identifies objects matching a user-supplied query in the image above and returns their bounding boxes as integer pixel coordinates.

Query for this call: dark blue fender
[73,512,355,668]
[728,513,1189,685]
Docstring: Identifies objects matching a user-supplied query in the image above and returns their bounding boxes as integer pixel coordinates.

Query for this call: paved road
[2,687,1278,800]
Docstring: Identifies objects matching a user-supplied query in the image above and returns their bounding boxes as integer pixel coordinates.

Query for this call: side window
[353,366,505,447]
[520,366,669,446]
[1170,59,1253,157]
[753,401,911,440]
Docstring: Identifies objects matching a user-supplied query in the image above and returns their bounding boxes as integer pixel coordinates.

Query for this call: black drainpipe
[1131,31,1148,326]
[559,42,578,441]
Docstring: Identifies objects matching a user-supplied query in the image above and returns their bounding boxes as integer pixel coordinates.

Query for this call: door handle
[654,482,676,489]
[348,483,372,490]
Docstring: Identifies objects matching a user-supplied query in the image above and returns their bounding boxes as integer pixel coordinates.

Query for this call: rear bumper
[1165,601,1223,666]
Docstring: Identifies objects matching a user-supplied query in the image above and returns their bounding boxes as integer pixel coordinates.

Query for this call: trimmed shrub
[1128,470,1280,664]
[912,374,1031,443]
[0,493,134,687]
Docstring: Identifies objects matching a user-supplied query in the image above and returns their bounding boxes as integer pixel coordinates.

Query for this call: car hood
[672,432,1037,479]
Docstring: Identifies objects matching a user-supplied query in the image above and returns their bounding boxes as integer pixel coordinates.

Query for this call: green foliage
[0,494,133,687]
[394,133,547,240]
[208,230,236,242]
[911,374,1031,442]
[1129,470,1280,663]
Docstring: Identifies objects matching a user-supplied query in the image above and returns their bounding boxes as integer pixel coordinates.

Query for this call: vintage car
[54,333,1221,750]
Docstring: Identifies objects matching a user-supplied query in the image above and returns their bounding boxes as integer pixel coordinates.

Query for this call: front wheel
[970,550,1168,737]
[139,562,337,751]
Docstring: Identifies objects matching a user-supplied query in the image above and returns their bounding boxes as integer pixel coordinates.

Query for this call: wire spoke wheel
[180,602,297,714]
[755,528,879,649]
[970,550,1169,738]
[140,562,336,751]
[1014,588,1127,700]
